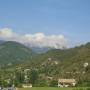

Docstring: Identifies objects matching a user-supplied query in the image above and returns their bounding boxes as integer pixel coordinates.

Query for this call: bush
[49,80,58,87]
[36,80,48,87]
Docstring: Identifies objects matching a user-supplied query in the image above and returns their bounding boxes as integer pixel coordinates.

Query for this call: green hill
[0,41,32,66]
[18,43,90,86]
[0,42,90,87]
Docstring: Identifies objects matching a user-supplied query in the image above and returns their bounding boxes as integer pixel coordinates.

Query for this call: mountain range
[0,40,90,86]
[16,42,90,84]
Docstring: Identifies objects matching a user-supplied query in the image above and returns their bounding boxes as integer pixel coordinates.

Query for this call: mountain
[0,40,5,44]
[0,42,90,86]
[31,47,50,54]
[17,42,90,86]
[0,41,33,66]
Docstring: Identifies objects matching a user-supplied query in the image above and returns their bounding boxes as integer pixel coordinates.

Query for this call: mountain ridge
[0,41,90,86]
[0,41,33,66]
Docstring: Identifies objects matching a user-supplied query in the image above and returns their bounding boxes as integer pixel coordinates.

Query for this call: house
[22,84,32,88]
[58,79,76,87]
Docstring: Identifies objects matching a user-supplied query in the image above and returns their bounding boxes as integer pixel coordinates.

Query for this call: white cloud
[0,28,14,37]
[0,28,68,49]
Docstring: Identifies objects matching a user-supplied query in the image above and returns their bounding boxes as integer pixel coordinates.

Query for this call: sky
[0,0,90,48]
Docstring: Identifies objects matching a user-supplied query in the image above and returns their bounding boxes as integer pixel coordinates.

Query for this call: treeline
[0,65,90,88]
[0,68,58,87]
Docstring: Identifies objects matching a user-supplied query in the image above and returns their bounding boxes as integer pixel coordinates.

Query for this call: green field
[18,87,72,90]
[18,87,87,90]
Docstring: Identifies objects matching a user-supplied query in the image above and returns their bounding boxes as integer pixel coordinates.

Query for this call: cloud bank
[0,28,68,49]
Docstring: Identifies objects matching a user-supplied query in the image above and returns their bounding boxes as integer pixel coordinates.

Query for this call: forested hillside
[0,42,90,87]
[12,42,90,87]
[0,41,33,66]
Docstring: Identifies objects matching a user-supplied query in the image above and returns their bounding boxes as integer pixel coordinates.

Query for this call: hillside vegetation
[18,43,90,86]
[0,41,32,66]
[0,41,90,87]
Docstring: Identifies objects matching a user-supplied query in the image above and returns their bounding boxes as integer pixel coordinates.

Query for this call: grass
[18,87,88,90]
[18,87,72,90]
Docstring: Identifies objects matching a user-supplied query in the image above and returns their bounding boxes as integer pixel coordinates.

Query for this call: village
[0,63,88,90]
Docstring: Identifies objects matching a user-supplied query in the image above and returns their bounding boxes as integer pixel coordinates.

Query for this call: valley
[0,41,90,88]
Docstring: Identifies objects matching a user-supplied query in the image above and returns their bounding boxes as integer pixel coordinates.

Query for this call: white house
[22,84,32,88]
[58,79,76,87]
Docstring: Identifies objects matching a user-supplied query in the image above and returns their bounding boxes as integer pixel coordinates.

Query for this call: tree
[15,70,24,84]
[29,69,39,86]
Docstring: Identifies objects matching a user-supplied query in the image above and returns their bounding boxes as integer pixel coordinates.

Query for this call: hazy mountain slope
[0,41,32,66]
[0,40,5,44]
[31,47,49,54]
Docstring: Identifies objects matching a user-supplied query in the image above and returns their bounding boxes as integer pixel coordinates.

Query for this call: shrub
[49,80,58,87]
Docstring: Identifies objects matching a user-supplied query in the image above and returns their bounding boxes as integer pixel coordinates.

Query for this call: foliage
[29,69,39,86]
[0,41,32,66]
[0,42,90,87]
[49,80,58,87]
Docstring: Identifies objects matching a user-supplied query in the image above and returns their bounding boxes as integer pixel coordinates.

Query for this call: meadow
[18,87,87,90]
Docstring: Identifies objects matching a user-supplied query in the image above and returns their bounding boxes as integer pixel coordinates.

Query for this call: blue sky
[0,0,90,47]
